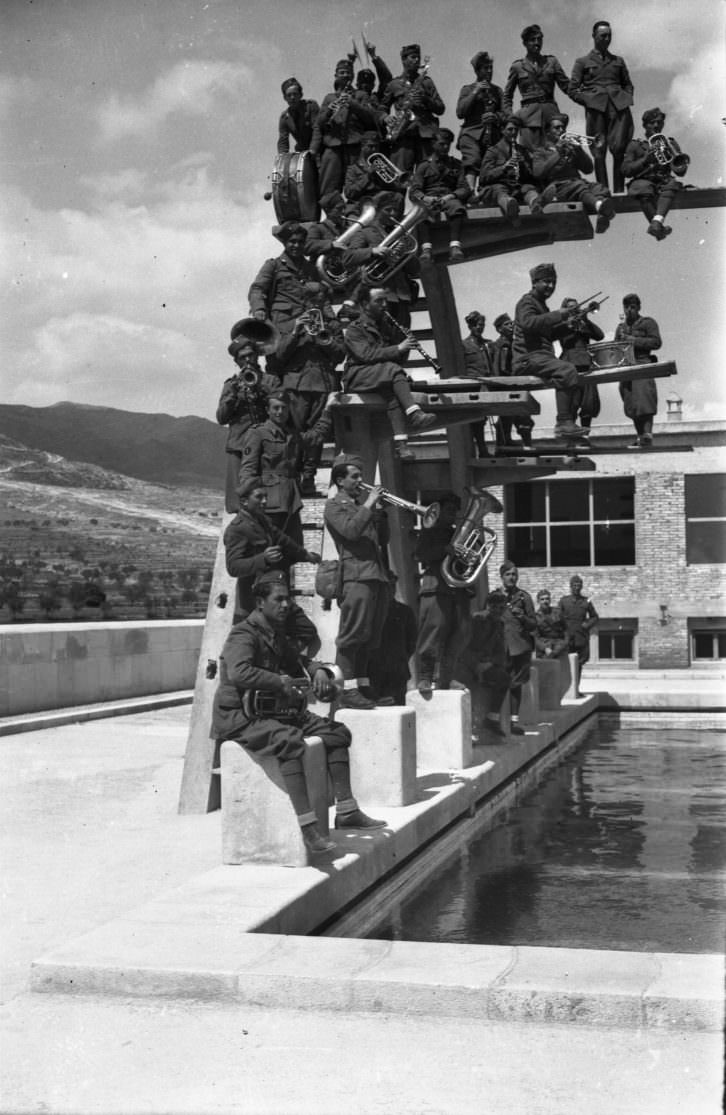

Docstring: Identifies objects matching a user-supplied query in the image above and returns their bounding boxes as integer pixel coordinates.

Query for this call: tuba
[441,487,503,588]
[648,133,690,176]
[316,201,377,290]
[360,203,428,285]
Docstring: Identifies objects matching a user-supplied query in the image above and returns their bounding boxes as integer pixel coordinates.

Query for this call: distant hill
[0,402,227,488]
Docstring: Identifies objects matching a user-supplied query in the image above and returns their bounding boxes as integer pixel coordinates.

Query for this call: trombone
[358,482,440,528]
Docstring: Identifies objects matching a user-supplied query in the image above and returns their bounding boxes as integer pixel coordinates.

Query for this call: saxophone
[385,57,431,143]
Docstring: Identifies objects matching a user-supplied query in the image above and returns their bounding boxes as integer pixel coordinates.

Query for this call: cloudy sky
[2,0,725,428]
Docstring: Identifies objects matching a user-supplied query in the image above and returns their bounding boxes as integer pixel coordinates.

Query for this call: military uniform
[513,288,579,426]
[555,315,603,426]
[569,49,634,191]
[532,139,611,211]
[383,71,445,171]
[310,89,377,197]
[277,99,319,154]
[502,55,571,149]
[455,78,505,174]
[614,313,661,421]
[239,419,304,546]
[224,506,317,620]
[248,252,319,335]
[557,592,598,667]
[623,137,685,219]
[216,369,281,513]
[276,323,344,489]
[477,137,541,212]
[414,523,472,689]
[486,584,537,691]
[534,606,567,658]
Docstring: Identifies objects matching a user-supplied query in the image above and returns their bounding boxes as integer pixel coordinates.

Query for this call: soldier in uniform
[491,312,534,449]
[248,222,320,344]
[461,310,494,459]
[304,192,348,262]
[534,589,567,659]
[614,292,661,448]
[409,128,471,263]
[475,116,544,220]
[341,191,420,329]
[224,476,321,621]
[324,457,392,710]
[455,51,505,193]
[532,114,616,234]
[623,107,690,241]
[344,133,407,209]
[277,77,319,154]
[558,575,598,675]
[485,560,537,734]
[238,390,305,548]
[310,58,378,198]
[503,24,572,152]
[383,44,445,173]
[556,296,603,431]
[569,22,634,193]
[212,570,386,856]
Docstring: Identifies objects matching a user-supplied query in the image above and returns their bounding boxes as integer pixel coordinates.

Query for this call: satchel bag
[314,559,342,602]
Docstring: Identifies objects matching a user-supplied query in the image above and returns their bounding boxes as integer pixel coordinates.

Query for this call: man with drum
[614,292,661,449]
[248,222,320,347]
[212,569,386,857]
[310,58,378,198]
[277,77,319,155]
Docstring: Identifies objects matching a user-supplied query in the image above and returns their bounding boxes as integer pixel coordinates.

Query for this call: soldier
[503,24,572,151]
[461,311,494,459]
[277,77,319,155]
[485,561,537,734]
[238,390,305,548]
[623,107,690,241]
[569,22,634,193]
[475,116,544,220]
[341,192,420,329]
[304,192,348,262]
[212,570,386,856]
[532,114,616,234]
[248,222,320,344]
[558,575,598,676]
[383,43,445,172]
[310,58,377,198]
[556,296,603,431]
[534,589,568,659]
[491,311,534,449]
[409,128,471,263]
[455,51,505,192]
[614,292,661,448]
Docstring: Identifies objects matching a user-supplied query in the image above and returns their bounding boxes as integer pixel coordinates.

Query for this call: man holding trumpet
[532,114,616,233]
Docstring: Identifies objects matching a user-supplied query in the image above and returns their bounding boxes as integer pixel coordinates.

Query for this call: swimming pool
[366,725,726,954]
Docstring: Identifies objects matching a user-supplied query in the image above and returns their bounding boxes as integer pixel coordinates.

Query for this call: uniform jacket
[455,80,505,144]
[239,419,303,516]
[216,370,280,452]
[324,489,389,584]
[341,219,419,304]
[304,217,346,260]
[614,315,662,364]
[212,609,321,740]
[224,507,313,616]
[513,291,569,366]
[343,157,395,202]
[623,137,685,185]
[383,73,445,138]
[492,333,514,375]
[534,606,567,656]
[502,56,570,122]
[478,138,536,187]
[569,50,633,113]
[342,311,406,390]
[555,316,604,369]
[557,594,598,639]
[248,253,319,327]
[277,100,319,154]
[409,155,471,203]
[276,321,344,393]
[532,140,592,184]
[415,523,460,597]
[461,333,494,377]
[311,89,377,151]
[486,586,537,655]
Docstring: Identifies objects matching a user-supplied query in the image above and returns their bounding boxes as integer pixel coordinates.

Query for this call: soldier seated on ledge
[212,571,386,855]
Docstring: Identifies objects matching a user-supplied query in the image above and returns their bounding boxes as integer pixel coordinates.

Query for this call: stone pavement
[1,704,723,1114]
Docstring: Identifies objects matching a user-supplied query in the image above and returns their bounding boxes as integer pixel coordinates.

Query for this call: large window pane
[507,525,546,566]
[593,523,635,565]
[686,521,726,563]
[593,478,634,520]
[550,524,590,565]
[550,480,589,522]
[685,474,726,519]
[508,483,545,523]
[692,633,714,659]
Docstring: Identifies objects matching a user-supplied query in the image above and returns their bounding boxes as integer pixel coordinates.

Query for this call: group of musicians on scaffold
[209,21,681,855]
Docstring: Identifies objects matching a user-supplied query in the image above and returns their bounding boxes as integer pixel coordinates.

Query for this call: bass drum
[587,340,635,370]
[271,151,320,223]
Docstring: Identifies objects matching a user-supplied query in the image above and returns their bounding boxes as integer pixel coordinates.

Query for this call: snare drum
[270,151,320,223]
[587,340,635,369]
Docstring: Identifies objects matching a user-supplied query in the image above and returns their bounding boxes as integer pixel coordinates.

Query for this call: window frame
[684,474,726,565]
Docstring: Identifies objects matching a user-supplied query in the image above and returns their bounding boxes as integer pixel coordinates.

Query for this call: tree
[0,581,25,622]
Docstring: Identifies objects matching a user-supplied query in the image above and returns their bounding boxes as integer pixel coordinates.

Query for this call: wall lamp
[658,603,672,626]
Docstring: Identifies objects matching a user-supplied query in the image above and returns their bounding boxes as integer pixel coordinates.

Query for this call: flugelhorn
[358,482,440,528]
[316,201,378,289]
[561,131,605,153]
[441,487,502,588]
[230,317,280,355]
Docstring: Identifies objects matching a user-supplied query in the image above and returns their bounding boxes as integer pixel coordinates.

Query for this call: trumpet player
[310,58,377,199]
[475,116,544,220]
[569,21,634,193]
[532,114,616,234]
[409,128,471,263]
[455,51,505,193]
[623,108,690,242]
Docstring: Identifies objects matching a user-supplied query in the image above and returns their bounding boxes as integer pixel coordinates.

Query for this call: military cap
[335,58,354,71]
[253,569,289,589]
[281,77,302,95]
[266,387,290,404]
[435,127,455,144]
[470,51,492,69]
[530,262,556,282]
[356,69,375,87]
[549,112,569,128]
[622,292,641,306]
[236,475,265,499]
[499,559,517,574]
[273,220,306,243]
[493,313,511,330]
[228,338,255,357]
[536,588,551,600]
[400,43,421,57]
[521,24,542,41]
[320,190,344,212]
[641,106,665,125]
[465,310,485,325]
[503,115,521,128]
[374,190,403,213]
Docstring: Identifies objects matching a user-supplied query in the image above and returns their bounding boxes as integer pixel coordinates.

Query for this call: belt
[521,96,551,104]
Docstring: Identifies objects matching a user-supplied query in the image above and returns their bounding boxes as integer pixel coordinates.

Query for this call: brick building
[485,410,726,671]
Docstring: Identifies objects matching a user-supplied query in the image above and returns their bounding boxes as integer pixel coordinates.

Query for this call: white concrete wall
[0,621,203,716]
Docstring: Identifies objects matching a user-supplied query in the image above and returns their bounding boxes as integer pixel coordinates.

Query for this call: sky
[2,0,725,430]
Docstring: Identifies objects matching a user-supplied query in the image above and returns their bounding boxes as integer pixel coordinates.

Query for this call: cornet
[358,482,440,528]
[441,488,503,588]
[560,131,605,153]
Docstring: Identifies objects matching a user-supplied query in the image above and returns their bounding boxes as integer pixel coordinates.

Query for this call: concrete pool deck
[1,692,724,1113]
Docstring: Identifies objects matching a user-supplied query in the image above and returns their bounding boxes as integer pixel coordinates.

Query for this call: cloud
[97,59,254,141]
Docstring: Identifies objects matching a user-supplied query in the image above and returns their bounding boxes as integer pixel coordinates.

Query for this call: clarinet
[381,308,442,375]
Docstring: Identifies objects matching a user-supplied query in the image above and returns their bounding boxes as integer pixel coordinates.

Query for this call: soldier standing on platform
[324,458,392,711]
[383,44,445,173]
[569,21,634,194]
[461,311,494,459]
[485,561,536,735]
[614,293,661,448]
[212,570,386,856]
[455,51,505,193]
[503,25,571,152]
[311,58,377,198]
[238,390,305,548]
[558,575,598,678]
[556,296,603,431]
[492,312,535,448]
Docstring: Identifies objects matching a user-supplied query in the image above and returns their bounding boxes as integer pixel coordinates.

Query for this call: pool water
[367,725,726,953]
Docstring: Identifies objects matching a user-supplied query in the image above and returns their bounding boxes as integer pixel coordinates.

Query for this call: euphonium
[441,487,503,588]
[648,133,690,176]
[316,201,378,290]
[360,203,428,285]
[366,152,405,184]
[358,482,440,528]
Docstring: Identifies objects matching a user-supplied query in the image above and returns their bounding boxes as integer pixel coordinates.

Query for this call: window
[597,620,637,661]
[685,474,726,564]
[506,478,635,567]
[689,619,726,661]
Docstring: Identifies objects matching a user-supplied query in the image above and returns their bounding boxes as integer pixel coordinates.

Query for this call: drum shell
[271,151,320,223]
[587,340,634,369]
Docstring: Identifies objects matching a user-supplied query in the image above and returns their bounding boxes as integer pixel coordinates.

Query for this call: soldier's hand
[397,337,414,353]
[263,546,283,563]
[253,309,267,322]
[312,668,334,700]
[363,484,384,508]
[306,551,322,564]
[279,674,295,697]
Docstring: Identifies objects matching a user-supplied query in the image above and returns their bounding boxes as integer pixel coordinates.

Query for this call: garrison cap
[493,313,511,329]
[253,569,289,589]
[281,77,302,95]
[320,190,344,212]
[236,475,265,499]
[400,43,421,57]
[499,559,517,574]
[266,387,289,404]
[273,220,306,243]
[356,68,375,86]
[642,107,665,125]
[465,310,485,325]
[549,112,569,128]
[530,262,556,282]
[536,588,551,600]
[470,51,492,69]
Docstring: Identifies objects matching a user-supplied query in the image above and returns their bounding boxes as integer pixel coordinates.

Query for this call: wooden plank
[474,455,596,472]
[477,360,677,391]
[329,390,539,417]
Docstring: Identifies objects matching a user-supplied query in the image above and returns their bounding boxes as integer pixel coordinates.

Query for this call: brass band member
[238,389,305,548]
[353,40,393,140]
[556,297,603,431]
[492,312,534,448]
[503,24,572,152]
[461,310,494,459]
[532,114,616,234]
[455,51,505,193]
[341,192,420,329]
[383,44,445,173]
[344,133,406,208]
[310,58,377,198]
[569,21,634,193]
[248,222,319,346]
[277,77,319,155]
[476,116,544,220]
[614,293,661,449]
[623,107,690,241]
[409,128,471,263]
[212,570,385,856]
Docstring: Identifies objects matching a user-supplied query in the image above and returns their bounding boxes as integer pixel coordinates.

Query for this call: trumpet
[441,487,503,588]
[381,307,442,374]
[358,481,440,528]
[560,131,605,153]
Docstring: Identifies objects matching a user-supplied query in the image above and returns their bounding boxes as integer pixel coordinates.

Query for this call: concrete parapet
[536,656,571,708]
[220,737,329,867]
[519,664,540,725]
[405,688,473,771]
[563,653,581,701]
[335,705,417,807]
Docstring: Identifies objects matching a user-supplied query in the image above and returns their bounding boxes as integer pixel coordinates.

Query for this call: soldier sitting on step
[409,128,471,263]
[534,589,568,659]
[212,570,386,856]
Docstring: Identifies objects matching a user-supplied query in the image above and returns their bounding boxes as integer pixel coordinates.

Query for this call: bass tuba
[441,487,503,588]
[316,201,378,290]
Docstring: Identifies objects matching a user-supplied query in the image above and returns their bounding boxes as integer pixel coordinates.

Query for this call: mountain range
[0,402,227,488]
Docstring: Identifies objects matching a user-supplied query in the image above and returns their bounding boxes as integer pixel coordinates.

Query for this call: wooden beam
[477,360,677,391]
